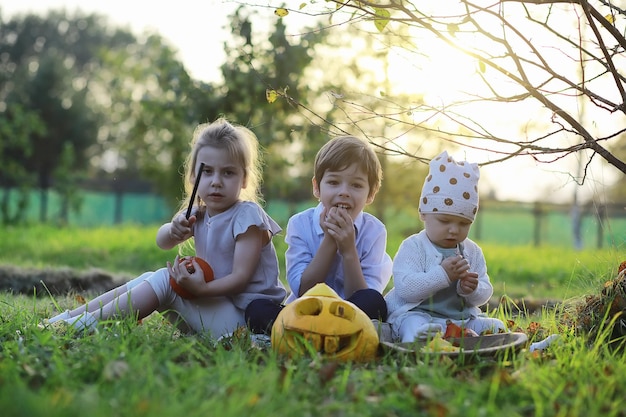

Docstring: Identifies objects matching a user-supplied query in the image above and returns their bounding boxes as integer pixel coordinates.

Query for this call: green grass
[1,224,626,417]
[1,224,621,301]
[2,293,626,417]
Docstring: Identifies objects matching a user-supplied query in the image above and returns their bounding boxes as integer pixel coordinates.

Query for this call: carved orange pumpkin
[271,283,379,362]
[169,256,214,299]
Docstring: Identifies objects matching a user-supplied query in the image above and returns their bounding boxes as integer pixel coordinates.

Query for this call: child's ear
[312,177,320,199]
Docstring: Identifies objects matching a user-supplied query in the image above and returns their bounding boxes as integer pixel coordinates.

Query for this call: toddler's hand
[441,255,471,282]
[459,272,479,294]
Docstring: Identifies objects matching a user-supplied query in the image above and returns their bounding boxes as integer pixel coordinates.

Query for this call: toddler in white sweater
[384,151,507,342]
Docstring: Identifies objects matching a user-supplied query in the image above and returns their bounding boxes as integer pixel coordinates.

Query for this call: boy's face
[313,163,373,221]
[421,213,473,248]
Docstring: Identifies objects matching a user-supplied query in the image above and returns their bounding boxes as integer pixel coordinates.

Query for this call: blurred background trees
[0,1,624,240]
[0,7,332,223]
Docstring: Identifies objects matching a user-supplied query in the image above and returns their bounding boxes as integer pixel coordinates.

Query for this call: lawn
[0,225,625,417]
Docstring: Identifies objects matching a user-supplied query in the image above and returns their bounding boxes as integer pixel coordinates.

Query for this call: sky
[2,0,621,205]
[1,0,238,83]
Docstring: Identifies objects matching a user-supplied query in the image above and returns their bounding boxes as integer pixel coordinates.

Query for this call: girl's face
[313,163,373,220]
[421,213,472,248]
[193,146,246,216]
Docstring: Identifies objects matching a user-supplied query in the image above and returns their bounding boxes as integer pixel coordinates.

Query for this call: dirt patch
[0,264,130,297]
[486,297,562,316]
[0,264,561,316]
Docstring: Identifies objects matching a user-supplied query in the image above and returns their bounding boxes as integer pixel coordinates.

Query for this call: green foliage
[0,11,132,222]
[0,7,335,213]
[95,33,222,208]
[0,104,44,223]
[218,6,330,201]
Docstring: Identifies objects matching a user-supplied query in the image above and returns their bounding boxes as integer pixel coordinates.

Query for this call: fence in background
[3,188,625,249]
[471,201,625,249]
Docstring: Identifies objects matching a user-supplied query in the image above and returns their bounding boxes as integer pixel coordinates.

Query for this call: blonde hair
[179,118,263,215]
[314,136,382,199]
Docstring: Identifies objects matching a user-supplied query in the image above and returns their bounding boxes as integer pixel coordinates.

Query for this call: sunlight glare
[386,41,479,105]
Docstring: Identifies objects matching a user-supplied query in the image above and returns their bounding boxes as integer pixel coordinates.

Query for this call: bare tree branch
[268,0,626,178]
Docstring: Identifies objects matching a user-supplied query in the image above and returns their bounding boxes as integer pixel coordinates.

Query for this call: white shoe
[48,310,72,324]
[65,312,98,332]
[529,334,560,352]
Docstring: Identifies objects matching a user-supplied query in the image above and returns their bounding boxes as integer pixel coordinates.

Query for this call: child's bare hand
[441,255,471,282]
[169,214,196,242]
[459,272,479,293]
[322,206,356,253]
[319,207,331,234]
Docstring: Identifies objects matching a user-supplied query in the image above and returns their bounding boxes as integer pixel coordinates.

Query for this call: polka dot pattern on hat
[419,151,480,221]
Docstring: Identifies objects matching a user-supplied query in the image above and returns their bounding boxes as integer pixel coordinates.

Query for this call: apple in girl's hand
[169,256,214,299]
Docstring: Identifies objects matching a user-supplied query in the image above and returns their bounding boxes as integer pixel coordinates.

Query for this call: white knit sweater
[385,230,494,324]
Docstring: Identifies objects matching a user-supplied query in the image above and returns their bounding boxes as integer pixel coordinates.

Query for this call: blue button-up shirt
[284,203,392,303]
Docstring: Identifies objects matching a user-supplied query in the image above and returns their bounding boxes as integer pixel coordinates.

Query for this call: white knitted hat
[419,151,480,221]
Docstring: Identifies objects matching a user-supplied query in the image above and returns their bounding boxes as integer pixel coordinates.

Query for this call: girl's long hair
[178,118,264,216]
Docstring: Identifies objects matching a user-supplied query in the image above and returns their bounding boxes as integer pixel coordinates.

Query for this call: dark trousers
[245,288,388,335]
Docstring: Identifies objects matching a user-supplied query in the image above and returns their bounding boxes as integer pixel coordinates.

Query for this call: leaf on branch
[373,8,390,32]
[274,8,289,17]
[299,3,307,10]
[478,60,486,73]
[604,14,614,24]
[266,89,279,103]
[447,23,459,36]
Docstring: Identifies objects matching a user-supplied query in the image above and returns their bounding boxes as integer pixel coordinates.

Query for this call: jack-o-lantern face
[271,283,379,362]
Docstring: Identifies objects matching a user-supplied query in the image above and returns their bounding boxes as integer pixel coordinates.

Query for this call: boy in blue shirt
[246,136,392,334]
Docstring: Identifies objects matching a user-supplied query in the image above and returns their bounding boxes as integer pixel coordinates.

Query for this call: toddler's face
[421,213,472,248]
[314,163,372,221]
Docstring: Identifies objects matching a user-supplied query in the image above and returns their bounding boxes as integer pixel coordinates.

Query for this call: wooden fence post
[596,204,606,249]
[533,202,543,247]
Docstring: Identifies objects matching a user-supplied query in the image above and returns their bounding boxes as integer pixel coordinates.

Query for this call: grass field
[1,225,625,417]
[0,224,621,301]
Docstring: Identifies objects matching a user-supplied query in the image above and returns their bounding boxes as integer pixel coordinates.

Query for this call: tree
[0,104,44,224]
[0,11,134,222]
[217,6,331,202]
[0,10,216,215]
[264,0,626,182]
[92,31,222,207]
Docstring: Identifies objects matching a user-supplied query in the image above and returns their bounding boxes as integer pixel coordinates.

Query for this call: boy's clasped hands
[320,205,356,252]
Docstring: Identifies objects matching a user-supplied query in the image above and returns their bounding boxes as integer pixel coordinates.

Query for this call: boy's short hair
[314,136,382,199]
